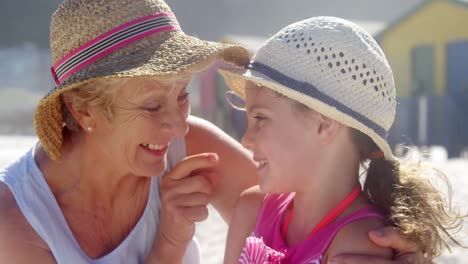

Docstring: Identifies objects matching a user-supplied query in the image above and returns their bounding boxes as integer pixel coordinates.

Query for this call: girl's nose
[241,129,254,151]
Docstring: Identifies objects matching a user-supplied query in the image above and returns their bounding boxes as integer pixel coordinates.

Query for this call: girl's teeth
[258,160,268,166]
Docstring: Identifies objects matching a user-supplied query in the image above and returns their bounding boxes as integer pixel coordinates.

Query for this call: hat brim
[35,32,250,160]
[219,67,396,161]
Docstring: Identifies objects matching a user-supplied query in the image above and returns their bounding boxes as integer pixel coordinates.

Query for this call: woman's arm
[330,227,432,264]
[0,183,57,263]
[224,186,265,264]
[186,115,258,224]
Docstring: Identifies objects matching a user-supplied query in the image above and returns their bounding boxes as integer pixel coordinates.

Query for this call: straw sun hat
[220,17,397,160]
[35,0,249,160]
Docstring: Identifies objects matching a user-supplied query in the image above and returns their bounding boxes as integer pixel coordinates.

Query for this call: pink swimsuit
[238,193,384,264]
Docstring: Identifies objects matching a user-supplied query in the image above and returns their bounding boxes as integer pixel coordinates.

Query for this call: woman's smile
[140,143,168,157]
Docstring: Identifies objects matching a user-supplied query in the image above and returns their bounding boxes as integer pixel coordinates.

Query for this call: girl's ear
[62,95,95,131]
[315,114,343,144]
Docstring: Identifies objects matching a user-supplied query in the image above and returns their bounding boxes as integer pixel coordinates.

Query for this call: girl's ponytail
[364,157,399,218]
[352,129,465,258]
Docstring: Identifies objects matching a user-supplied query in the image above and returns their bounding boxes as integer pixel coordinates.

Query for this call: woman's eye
[178,92,190,103]
[145,106,161,112]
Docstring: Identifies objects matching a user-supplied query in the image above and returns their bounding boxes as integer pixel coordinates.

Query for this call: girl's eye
[178,92,190,103]
[253,114,266,121]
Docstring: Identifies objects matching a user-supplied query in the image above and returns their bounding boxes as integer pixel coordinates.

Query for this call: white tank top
[0,137,201,264]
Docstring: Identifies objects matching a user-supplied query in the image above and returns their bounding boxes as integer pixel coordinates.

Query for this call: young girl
[219,17,465,263]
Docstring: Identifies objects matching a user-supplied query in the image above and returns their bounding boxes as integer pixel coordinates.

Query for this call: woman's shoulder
[0,146,32,172]
[0,182,54,262]
[0,182,30,233]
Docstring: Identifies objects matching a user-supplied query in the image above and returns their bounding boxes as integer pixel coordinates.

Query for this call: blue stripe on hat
[248,61,388,139]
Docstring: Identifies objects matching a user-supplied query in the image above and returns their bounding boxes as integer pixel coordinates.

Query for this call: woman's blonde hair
[61,74,192,132]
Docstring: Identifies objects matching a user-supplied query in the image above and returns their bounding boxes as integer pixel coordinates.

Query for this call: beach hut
[374,0,468,156]
[214,0,468,155]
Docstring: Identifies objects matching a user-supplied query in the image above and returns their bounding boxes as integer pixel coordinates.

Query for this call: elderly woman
[0,0,429,263]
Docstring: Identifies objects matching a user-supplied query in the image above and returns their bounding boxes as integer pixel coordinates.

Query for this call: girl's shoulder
[237,186,266,219]
[235,191,294,228]
[323,210,392,262]
[223,186,265,264]
[263,192,294,205]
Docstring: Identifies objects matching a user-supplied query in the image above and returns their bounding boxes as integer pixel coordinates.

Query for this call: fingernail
[371,229,384,237]
[207,153,218,162]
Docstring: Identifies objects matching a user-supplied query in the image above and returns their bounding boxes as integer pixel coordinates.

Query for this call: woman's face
[241,85,321,193]
[90,77,190,177]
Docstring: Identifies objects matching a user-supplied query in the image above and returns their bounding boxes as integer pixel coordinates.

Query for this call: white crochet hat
[219,16,397,160]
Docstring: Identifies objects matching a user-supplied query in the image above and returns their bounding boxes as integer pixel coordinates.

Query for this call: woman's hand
[147,153,218,263]
[329,227,431,264]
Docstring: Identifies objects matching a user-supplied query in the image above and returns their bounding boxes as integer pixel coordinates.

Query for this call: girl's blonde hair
[352,130,466,258]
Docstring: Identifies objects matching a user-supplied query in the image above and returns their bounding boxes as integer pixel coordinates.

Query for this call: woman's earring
[86,126,93,133]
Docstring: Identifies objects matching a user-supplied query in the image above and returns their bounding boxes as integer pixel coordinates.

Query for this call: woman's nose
[161,109,189,137]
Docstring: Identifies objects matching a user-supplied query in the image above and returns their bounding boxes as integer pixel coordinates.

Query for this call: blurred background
[1,0,467,262]
[2,0,468,157]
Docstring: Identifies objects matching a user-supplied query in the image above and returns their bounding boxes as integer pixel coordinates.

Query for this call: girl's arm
[223,186,265,264]
[185,115,258,224]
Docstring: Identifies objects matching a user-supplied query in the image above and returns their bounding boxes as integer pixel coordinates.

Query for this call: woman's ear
[62,95,94,131]
[315,114,343,144]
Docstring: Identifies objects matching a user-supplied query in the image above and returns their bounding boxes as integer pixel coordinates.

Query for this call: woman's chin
[146,164,166,177]
[132,160,167,177]
[131,152,167,176]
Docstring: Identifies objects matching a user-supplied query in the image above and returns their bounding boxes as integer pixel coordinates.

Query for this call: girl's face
[89,77,190,177]
[241,84,321,193]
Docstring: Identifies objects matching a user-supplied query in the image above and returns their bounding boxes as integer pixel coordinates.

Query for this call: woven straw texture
[35,0,250,160]
[220,17,397,160]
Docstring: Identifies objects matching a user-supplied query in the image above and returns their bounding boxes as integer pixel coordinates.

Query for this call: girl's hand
[329,227,431,264]
[147,153,218,263]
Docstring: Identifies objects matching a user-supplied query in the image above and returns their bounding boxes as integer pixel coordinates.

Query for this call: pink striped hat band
[50,12,181,85]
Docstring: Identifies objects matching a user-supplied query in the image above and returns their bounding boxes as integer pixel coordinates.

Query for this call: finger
[174,192,210,207]
[180,205,209,222]
[166,175,213,196]
[168,153,219,181]
[189,169,218,186]
[329,254,394,264]
[369,226,419,253]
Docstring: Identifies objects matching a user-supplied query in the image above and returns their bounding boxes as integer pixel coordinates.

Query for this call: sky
[0,0,424,48]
